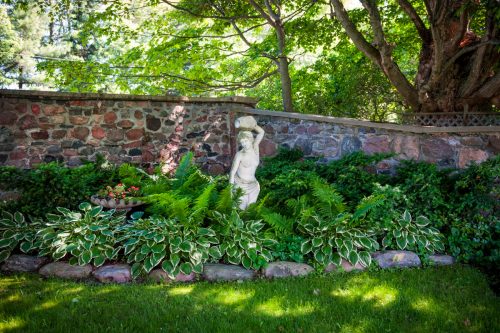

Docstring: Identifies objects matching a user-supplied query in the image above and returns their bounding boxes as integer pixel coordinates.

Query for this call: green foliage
[0,162,118,218]
[381,210,445,255]
[118,215,219,279]
[316,152,392,206]
[33,203,125,266]
[0,211,40,262]
[269,235,306,263]
[212,211,275,270]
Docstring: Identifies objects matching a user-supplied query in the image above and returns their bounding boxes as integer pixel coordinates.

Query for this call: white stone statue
[229,116,264,210]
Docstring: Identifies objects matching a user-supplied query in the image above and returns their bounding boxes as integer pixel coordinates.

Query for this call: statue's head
[237,131,254,150]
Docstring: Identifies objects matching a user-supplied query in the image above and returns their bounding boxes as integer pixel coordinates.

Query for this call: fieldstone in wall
[421,138,454,162]
[362,135,391,154]
[341,136,362,154]
[487,135,500,154]
[0,111,17,126]
[393,135,420,160]
[458,148,488,168]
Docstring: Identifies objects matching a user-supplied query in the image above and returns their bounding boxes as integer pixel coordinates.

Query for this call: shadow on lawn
[0,266,498,333]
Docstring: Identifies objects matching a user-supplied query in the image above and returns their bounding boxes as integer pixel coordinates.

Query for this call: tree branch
[247,0,277,27]
[161,0,261,20]
[397,0,431,43]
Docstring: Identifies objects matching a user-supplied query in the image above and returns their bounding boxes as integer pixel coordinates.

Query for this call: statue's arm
[229,152,241,184]
[253,125,265,150]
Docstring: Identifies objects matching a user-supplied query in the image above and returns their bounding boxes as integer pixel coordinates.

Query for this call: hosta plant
[34,203,125,266]
[381,210,445,254]
[0,212,42,262]
[212,211,276,270]
[118,214,219,279]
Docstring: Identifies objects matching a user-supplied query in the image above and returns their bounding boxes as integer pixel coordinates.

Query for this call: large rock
[39,262,93,279]
[263,261,314,279]
[1,255,48,273]
[202,264,255,282]
[149,269,196,283]
[325,259,366,273]
[372,251,421,269]
[429,255,455,266]
[93,264,131,283]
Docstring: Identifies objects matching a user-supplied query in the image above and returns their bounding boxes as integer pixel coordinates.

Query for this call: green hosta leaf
[152,252,165,267]
[0,218,15,227]
[94,255,106,267]
[140,244,151,255]
[344,240,353,252]
[89,225,100,232]
[85,234,96,242]
[358,251,371,267]
[312,238,323,248]
[339,245,349,259]
[392,230,402,238]
[162,261,173,274]
[171,236,182,247]
[180,262,192,275]
[153,234,165,243]
[348,251,359,266]
[261,249,273,261]
[334,238,343,249]
[82,241,92,251]
[331,253,342,267]
[3,230,15,239]
[314,250,325,264]
[53,250,67,260]
[198,228,215,237]
[322,245,333,258]
[68,257,78,265]
[209,246,222,259]
[170,254,180,269]
[197,237,211,248]
[13,212,25,225]
[179,241,192,253]
[124,244,136,255]
[227,255,240,265]
[151,244,166,254]
[125,238,139,246]
[43,232,56,241]
[192,263,203,274]
[131,263,142,279]
[301,240,312,254]
[0,249,11,262]
[79,202,92,211]
[402,210,411,223]
[358,237,373,250]
[382,236,391,248]
[144,256,155,273]
[227,246,238,258]
[20,241,32,253]
[0,238,14,249]
[89,206,103,217]
[130,211,144,220]
[135,252,147,262]
[91,248,101,258]
[190,251,203,265]
[396,236,408,250]
[241,255,252,269]
[415,216,430,227]
[262,239,277,247]
[80,250,92,265]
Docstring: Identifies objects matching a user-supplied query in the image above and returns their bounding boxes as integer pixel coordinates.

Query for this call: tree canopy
[1,0,498,120]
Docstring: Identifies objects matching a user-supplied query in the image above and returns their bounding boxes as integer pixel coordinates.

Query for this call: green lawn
[0,265,498,333]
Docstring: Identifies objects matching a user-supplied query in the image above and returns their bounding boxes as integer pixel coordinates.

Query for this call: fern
[172,152,194,189]
[142,192,179,216]
[261,212,295,236]
[190,183,216,224]
[171,197,190,225]
[311,180,346,219]
[352,194,385,221]
[177,169,211,196]
[215,185,236,215]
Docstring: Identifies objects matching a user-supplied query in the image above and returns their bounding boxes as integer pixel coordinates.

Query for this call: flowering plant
[97,183,141,200]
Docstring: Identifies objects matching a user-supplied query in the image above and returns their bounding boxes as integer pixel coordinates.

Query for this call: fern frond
[311,180,346,218]
[172,152,194,189]
[177,169,211,196]
[190,183,216,223]
[171,197,191,225]
[142,192,178,216]
[215,185,236,215]
[352,194,385,221]
[262,212,295,236]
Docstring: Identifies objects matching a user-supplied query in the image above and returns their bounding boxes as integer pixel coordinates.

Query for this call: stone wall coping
[0,89,258,107]
[239,108,500,134]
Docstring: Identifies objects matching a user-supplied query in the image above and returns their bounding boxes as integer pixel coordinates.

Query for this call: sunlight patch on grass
[33,300,59,311]
[255,297,316,317]
[411,297,436,312]
[362,286,398,307]
[5,294,21,302]
[168,285,194,296]
[0,317,25,330]
[61,286,85,295]
[212,289,254,305]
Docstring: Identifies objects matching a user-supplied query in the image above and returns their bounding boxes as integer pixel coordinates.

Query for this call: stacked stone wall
[1,90,499,174]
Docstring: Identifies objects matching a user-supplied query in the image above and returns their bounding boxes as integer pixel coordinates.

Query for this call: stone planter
[90,195,143,211]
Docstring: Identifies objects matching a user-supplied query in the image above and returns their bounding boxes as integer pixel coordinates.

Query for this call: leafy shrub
[118,214,219,279]
[0,161,118,218]
[316,152,392,206]
[269,235,306,263]
[212,211,275,270]
[0,211,41,262]
[34,203,125,266]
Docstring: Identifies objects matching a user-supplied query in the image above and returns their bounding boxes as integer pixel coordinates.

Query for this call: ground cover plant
[0,266,498,333]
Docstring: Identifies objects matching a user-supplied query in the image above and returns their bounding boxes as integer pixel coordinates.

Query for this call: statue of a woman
[229,116,264,210]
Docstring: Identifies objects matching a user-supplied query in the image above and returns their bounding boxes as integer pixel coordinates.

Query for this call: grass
[0,265,498,333]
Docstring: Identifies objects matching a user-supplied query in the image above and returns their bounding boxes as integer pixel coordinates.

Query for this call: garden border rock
[0,250,456,284]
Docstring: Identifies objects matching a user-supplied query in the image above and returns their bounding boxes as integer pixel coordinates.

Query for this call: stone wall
[0,90,255,174]
[1,90,499,174]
